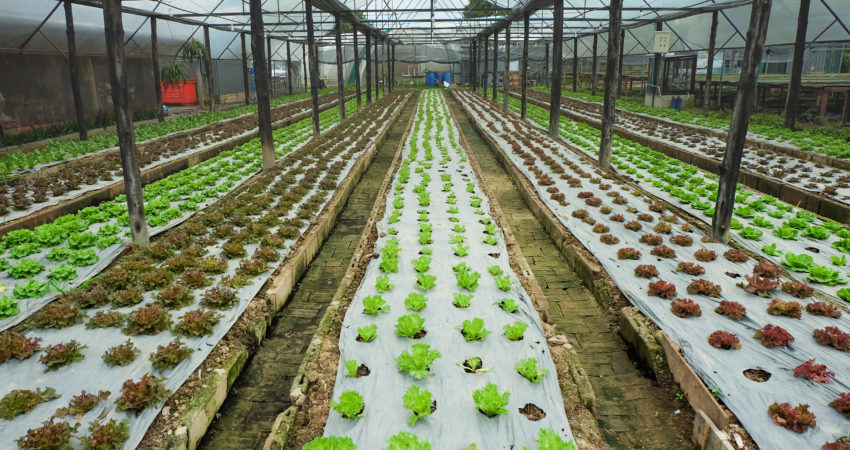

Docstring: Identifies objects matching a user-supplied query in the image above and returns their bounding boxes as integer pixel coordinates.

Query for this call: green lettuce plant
[803,226,830,240]
[405,293,427,311]
[472,383,509,418]
[362,295,389,315]
[304,437,356,450]
[762,243,782,256]
[412,256,432,273]
[345,360,358,378]
[739,227,763,241]
[832,239,850,254]
[397,343,441,380]
[525,429,577,450]
[455,268,481,292]
[496,298,519,313]
[781,253,815,272]
[415,273,437,290]
[807,266,847,286]
[357,324,377,343]
[375,275,394,292]
[402,385,433,426]
[331,391,365,419]
[462,318,491,342]
[452,293,472,308]
[396,314,425,338]
[504,321,528,341]
[515,358,549,383]
[494,275,513,291]
[772,225,799,240]
[386,432,431,450]
[832,255,847,266]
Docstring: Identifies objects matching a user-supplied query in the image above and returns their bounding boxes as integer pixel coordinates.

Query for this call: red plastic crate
[161,78,198,105]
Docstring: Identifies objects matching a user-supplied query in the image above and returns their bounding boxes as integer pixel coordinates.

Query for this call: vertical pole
[483,34,489,96]
[652,22,662,101]
[521,14,529,119]
[249,0,274,170]
[549,0,564,138]
[492,30,498,102]
[102,0,149,246]
[150,17,164,122]
[353,25,361,106]
[382,39,387,95]
[472,39,477,89]
[334,15,345,122]
[305,0,320,136]
[599,0,622,169]
[286,40,293,95]
[712,0,772,241]
[544,42,550,88]
[266,36,273,97]
[204,26,214,110]
[391,44,395,92]
[703,11,718,116]
[64,0,88,139]
[591,33,598,96]
[302,44,307,93]
[241,33,250,105]
[374,34,379,99]
[784,0,810,130]
[502,22,511,110]
[572,37,578,92]
[617,29,624,97]
[365,31,372,104]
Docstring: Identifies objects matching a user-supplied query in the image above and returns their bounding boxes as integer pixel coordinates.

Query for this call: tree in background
[463,0,506,19]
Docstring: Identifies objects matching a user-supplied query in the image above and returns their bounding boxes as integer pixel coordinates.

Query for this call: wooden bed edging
[148,92,413,450]
[519,93,850,224]
[456,90,738,444]
[262,92,418,450]
[0,96,353,238]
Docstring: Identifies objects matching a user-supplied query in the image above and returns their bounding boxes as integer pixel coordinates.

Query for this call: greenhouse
[0,0,849,448]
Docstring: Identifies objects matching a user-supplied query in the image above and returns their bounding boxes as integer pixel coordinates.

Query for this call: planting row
[503,93,850,303]
[457,89,850,450]
[0,98,357,333]
[0,92,347,223]
[312,90,575,449]
[531,87,850,159]
[0,91,410,450]
[522,89,849,206]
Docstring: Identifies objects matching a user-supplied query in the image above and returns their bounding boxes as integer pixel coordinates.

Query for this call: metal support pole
[241,33,250,105]
[353,25,361,106]
[703,11,718,116]
[391,44,395,92]
[383,39,387,95]
[492,30,498,102]
[784,0,810,130]
[305,0,320,136]
[334,15,345,121]
[150,17,164,122]
[249,0,274,169]
[521,14,529,119]
[544,42,549,88]
[572,38,578,92]
[549,0,564,138]
[652,22,662,104]
[266,36,273,97]
[102,0,149,246]
[365,31,372,103]
[599,0,622,169]
[374,35,379,99]
[591,33,598,96]
[286,40,293,95]
[712,0,772,242]
[303,44,307,93]
[503,22,511,110]
[617,29,624,97]
[204,25,214,111]
[483,34,489,96]
[64,0,88,139]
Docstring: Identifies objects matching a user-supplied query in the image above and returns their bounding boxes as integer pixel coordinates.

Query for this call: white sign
[653,31,671,53]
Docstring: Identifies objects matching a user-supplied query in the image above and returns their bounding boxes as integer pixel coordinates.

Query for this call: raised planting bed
[0,93,354,227]
[503,93,850,304]
[290,90,576,449]
[0,98,358,333]
[0,91,410,450]
[456,89,850,450]
[517,90,850,217]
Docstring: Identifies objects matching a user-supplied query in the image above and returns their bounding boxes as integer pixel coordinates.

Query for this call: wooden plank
[249,0,274,170]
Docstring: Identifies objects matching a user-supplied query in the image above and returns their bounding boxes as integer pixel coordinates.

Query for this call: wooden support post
[241,33,250,105]
[302,44,307,93]
[572,37,578,92]
[617,29,624,97]
[544,42,549,88]
[492,30,498,102]
[472,39,478,90]
[503,22,511,110]
[652,22,662,100]
[374,35,379,100]
[521,14,529,119]
[286,40,293,95]
[64,0,88,139]
[784,0,810,130]
[204,26,214,111]
[703,11,718,116]
[483,34,489,96]
[249,0,274,170]
[712,0,772,242]
[266,36,273,97]
[334,15,345,122]
[365,31,372,104]
[591,33,598,97]
[305,0,320,136]
[353,26,361,107]
[391,44,395,92]
[102,0,149,246]
[150,17,164,122]
[599,0,622,169]
[843,91,850,124]
[383,39,387,95]
[548,0,564,138]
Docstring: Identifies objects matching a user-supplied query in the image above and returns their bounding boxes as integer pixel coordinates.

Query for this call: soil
[743,368,772,382]
[518,403,547,421]
[460,357,484,373]
[355,364,370,378]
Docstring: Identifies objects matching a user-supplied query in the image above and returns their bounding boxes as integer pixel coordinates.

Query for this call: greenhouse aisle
[445,94,694,449]
[198,97,418,450]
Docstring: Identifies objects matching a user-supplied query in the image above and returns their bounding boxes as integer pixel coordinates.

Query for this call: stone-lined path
[199,96,418,449]
[445,92,693,450]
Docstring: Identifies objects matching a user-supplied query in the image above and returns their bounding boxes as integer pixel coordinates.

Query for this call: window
[662,55,696,95]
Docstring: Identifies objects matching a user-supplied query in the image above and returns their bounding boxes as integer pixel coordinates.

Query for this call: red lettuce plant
[600,234,619,245]
[829,392,850,420]
[740,274,780,297]
[634,265,658,278]
[687,279,722,297]
[754,324,794,348]
[767,299,802,319]
[676,262,705,276]
[694,249,717,262]
[714,301,746,320]
[624,221,642,231]
[648,280,677,299]
[724,249,750,263]
[782,281,815,298]
[0,332,41,364]
[767,402,816,433]
[708,330,740,350]
[617,248,641,260]
[115,374,171,412]
[650,245,676,258]
[813,327,850,351]
[670,234,693,247]
[670,298,702,318]
[639,234,663,246]
[753,262,782,279]
[793,359,834,383]
[15,420,78,449]
[806,302,841,319]
[822,442,850,450]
